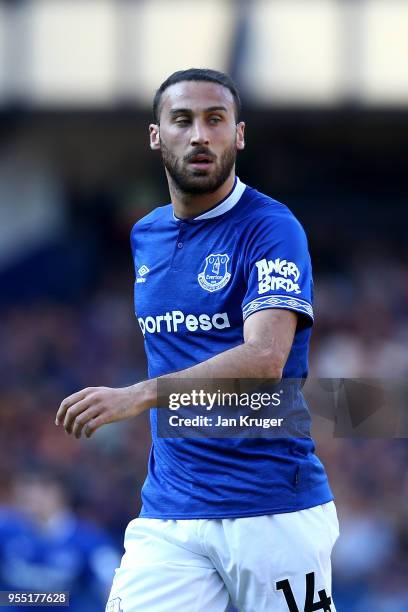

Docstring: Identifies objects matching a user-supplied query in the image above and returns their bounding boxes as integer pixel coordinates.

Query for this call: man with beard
[56,69,339,611]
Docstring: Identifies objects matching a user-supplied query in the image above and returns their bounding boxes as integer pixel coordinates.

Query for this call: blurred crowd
[312,245,408,379]
[0,290,151,610]
[1,201,407,610]
[310,240,408,609]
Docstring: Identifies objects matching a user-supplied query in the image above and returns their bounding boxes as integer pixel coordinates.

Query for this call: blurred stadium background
[0,0,407,610]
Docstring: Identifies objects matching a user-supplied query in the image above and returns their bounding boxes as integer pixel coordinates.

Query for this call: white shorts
[106,502,339,612]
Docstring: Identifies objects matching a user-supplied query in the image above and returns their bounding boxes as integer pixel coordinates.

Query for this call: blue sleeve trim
[242,294,314,321]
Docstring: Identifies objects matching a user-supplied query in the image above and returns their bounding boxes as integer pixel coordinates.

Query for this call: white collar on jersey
[173,177,246,222]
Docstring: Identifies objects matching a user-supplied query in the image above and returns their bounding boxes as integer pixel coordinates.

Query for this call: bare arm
[55,309,297,438]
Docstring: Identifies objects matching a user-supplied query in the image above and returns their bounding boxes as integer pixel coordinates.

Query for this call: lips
[188,154,213,164]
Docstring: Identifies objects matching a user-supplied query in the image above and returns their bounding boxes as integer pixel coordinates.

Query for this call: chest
[133,221,246,321]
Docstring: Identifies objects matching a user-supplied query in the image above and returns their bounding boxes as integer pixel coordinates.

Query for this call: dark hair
[153,68,242,124]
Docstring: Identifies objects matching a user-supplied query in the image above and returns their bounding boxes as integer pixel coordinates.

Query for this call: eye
[209,116,222,124]
[175,117,190,126]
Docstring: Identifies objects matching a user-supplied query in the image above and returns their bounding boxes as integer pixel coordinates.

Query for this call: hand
[55,384,150,439]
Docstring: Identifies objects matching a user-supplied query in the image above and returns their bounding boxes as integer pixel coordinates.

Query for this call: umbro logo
[138,265,150,276]
[136,265,150,283]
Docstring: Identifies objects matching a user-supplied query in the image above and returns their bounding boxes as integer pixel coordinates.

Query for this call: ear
[149,124,160,150]
[236,121,245,151]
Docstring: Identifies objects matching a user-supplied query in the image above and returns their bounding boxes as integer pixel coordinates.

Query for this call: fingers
[56,387,117,439]
[56,388,103,438]
[67,405,111,439]
[62,395,95,431]
[71,404,101,439]
[56,387,92,426]
[84,414,108,438]
[56,385,132,439]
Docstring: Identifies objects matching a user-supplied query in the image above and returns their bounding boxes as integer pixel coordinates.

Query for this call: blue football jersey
[131,178,333,518]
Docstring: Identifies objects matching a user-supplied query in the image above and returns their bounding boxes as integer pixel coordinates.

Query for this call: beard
[160,139,237,195]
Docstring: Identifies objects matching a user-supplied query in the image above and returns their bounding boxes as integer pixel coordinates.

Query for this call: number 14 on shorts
[276,571,332,611]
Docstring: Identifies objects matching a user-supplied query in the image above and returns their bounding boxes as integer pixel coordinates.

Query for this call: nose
[190,120,210,146]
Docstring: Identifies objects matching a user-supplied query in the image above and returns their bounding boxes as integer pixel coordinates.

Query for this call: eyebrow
[169,106,228,116]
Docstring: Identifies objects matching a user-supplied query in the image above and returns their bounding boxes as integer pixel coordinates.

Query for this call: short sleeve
[241,212,314,328]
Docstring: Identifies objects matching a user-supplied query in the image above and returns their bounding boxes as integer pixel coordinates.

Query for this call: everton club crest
[198,253,231,292]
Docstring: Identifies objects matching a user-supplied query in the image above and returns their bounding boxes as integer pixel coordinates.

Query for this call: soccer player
[56,68,339,612]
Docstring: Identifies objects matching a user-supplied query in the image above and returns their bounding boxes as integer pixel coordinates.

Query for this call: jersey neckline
[172,177,247,223]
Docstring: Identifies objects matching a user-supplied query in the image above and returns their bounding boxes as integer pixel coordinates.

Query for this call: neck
[168,170,236,219]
